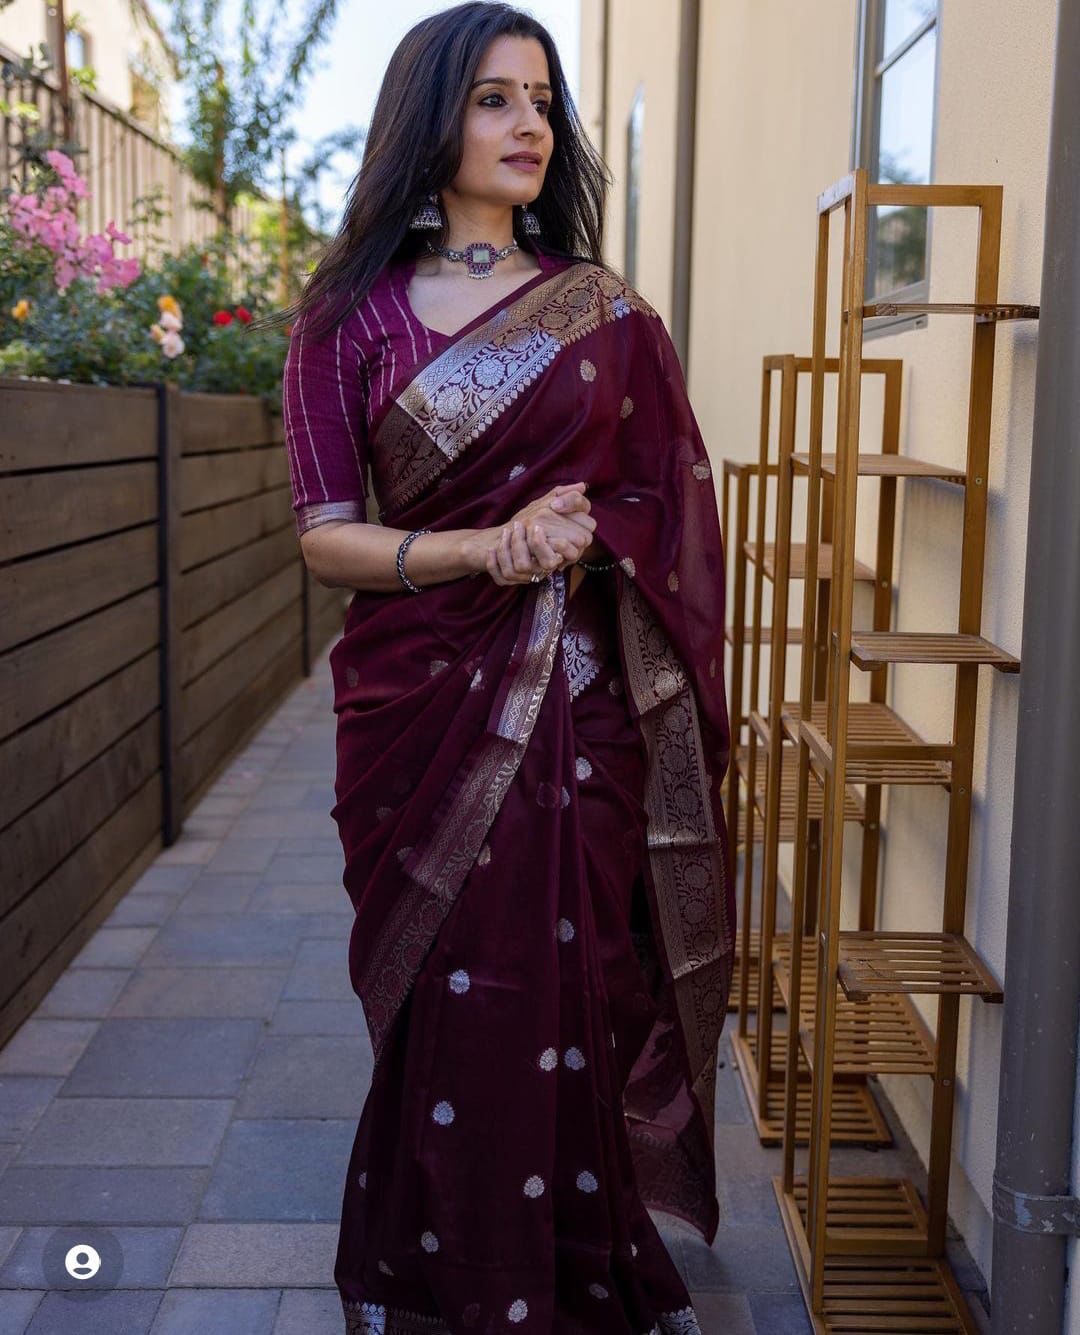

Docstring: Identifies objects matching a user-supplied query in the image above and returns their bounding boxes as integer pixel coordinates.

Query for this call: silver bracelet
[396,528,431,592]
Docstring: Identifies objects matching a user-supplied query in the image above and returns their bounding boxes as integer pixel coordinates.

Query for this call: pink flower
[160,330,185,358]
[105,220,132,245]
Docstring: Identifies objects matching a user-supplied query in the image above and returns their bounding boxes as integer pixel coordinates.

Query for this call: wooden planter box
[0,377,348,1047]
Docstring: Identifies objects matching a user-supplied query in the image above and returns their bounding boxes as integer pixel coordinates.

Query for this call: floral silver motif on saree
[342,1299,448,1334]
[560,622,608,699]
[371,263,660,517]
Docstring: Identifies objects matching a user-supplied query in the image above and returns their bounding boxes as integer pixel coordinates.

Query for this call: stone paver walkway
[0,651,989,1333]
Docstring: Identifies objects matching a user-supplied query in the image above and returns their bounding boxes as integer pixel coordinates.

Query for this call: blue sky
[159,0,581,232]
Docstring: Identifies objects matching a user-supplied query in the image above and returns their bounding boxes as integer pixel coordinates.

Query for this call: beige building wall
[0,0,175,135]
[581,0,1057,1291]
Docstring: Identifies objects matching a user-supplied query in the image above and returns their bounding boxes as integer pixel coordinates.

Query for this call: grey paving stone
[687,1291,756,1334]
[129,866,202,897]
[35,969,131,1019]
[178,814,236,840]
[156,839,222,866]
[187,794,249,819]
[205,840,280,875]
[0,1078,63,1141]
[15,1098,233,1166]
[247,884,349,917]
[272,1288,342,1334]
[230,812,339,839]
[168,1223,338,1287]
[111,968,288,1020]
[260,856,344,886]
[103,894,178,928]
[0,1226,20,1269]
[71,928,158,970]
[199,1119,354,1221]
[0,1167,206,1224]
[0,1290,43,1332]
[0,1227,183,1288]
[713,1059,751,1126]
[720,1177,785,1226]
[711,1123,786,1181]
[246,783,311,811]
[298,788,338,812]
[148,1287,280,1334]
[0,1021,100,1077]
[143,917,307,969]
[172,875,260,916]
[26,1287,163,1333]
[268,1002,366,1037]
[282,940,354,1002]
[62,1019,263,1098]
[276,837,344,857]
[236,1037,370,1119]
[296,915,354,941]
[681,1225,800,1294]
[748,1292,813,1334]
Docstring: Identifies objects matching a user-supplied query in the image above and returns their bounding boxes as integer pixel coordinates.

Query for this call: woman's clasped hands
[483,481,596,587]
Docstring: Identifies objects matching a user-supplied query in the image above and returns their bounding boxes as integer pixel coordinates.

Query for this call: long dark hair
[255,1,617,342]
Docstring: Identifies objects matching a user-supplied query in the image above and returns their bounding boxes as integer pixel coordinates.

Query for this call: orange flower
[11,299,30,321]
[157,294,181,318]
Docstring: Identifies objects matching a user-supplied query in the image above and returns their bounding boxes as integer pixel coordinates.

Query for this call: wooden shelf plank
[845,631,1020,673]
[862,300,1039,322]
[791,452,966,484]
[744,541,876,583]
[781,703,953,787]
[837,932,1004,1003]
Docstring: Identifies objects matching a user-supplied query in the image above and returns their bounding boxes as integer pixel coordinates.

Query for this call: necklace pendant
[464,241,497,279]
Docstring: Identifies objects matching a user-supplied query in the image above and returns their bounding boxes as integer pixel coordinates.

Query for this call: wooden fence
[0,377,347,1046]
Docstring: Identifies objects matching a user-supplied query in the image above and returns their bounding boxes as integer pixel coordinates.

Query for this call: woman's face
[450,34,554,208]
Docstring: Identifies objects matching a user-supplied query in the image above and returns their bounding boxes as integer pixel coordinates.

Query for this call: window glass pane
[872,28,935,295]
[883,0,936,61]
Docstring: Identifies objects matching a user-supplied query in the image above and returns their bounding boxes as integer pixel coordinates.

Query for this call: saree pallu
[326,259,733,1334]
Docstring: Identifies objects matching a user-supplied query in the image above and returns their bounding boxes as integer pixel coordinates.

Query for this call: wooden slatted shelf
[776,1183,980,1332]
[732,1032,892,1147]
[837,932,1004,1003]
[792,452,966,484]
[752,746,866,826]
[846,630,1020,673]
[790,1177,929,1255]
[744,541,876,583]
[780,702,953,787]
[773,942,937,1076]
[731,928,761,1012]
[726,623,804,646]
[863,300,1039,323]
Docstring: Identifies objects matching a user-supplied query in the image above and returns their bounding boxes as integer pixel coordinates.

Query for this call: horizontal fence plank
[178,526,297,630]
[0,650,159,832]
[179,564,298,685]
[180,446,290,514]
[1,713,160,920]
[0,772,161,1016]
[0,462,158,561]
[180,634,303,805]
[0,379,157,472]
[179,487,293,571]
[0,586,159,741]
[177,393,284,454]
[0,524,158,653]
[180,596,301,744]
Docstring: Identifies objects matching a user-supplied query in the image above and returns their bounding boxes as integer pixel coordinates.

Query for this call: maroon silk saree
[323,257,733,1334]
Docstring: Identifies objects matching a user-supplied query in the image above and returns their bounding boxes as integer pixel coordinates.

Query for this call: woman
[277,4,733,1331]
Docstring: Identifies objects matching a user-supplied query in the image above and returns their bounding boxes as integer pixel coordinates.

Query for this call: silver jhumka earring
[409,190,443,230]
[519,202,541,235]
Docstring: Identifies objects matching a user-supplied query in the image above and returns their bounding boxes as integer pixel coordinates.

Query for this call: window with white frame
[853,0,940,319]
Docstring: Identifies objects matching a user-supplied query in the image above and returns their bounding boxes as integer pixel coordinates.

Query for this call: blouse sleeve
[282,303,370,537]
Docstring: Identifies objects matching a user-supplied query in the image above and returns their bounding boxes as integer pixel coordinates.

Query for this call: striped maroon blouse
[281,248,563,536]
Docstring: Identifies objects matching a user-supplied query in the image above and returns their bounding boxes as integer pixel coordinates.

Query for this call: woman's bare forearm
[300,521,496,593]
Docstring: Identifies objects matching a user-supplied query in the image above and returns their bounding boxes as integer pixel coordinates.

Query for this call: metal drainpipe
[670,0,700,373]
[991,1,1080,1329]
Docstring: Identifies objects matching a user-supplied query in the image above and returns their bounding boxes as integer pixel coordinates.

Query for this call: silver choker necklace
[423,239,519,279]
